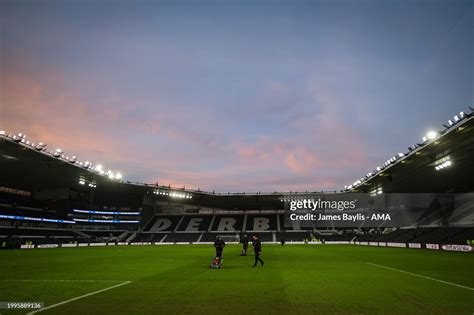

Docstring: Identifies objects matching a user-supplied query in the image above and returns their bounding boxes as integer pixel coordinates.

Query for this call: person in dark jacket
[241,234,249,256]
[214,236,226,258]
[252,235,264,267]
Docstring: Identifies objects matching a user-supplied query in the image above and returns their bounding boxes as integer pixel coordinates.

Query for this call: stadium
[1,1,474,314]
[1,109,474,314]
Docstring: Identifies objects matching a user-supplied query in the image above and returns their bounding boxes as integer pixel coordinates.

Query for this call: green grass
[0,245,473,314]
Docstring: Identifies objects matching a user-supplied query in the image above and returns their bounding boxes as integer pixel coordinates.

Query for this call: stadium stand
[1,111,473,249]
[2,212,474,247]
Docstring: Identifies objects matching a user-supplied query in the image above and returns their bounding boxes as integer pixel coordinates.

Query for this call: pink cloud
[0,67,374,192]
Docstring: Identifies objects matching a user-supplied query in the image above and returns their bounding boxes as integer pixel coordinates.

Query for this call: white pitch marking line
[1,279,127,283]
[24,280,131,314]
[365,262,474,291]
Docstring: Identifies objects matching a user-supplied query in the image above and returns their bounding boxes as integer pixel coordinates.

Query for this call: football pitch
[0,245,473,315]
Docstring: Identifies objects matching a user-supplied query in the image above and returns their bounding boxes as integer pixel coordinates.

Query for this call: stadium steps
[143,217,158,231]
[117,230,130,242]
[126,232,138,243]
[72,230,91,238]
[140,216,156,232]
[197,233,203,242]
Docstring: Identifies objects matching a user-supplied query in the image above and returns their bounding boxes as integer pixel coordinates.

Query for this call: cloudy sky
[1,0,472,192]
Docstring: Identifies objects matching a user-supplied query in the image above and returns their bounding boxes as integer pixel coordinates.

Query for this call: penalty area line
[25,280,131,314]
[365,262,474,291]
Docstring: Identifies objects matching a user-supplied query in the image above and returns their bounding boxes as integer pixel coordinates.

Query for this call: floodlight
[0,130,5,135]
[115,173,122,180]
[426,131,437,140]
[434,158,452,171]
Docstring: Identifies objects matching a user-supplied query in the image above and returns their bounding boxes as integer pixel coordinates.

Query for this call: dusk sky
[1,0,472,192]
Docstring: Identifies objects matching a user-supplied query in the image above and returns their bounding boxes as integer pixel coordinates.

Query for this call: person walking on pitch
[241,234,249,256]
[214,236,226,259]
[252,235,264,267]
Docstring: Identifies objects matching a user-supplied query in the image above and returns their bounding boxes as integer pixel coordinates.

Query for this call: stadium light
[423,131,438,142]
[369,186,383,196]
[427,131,437,140]
[434,158,452,171]
[0,130,5,135]
[155,189,192,199]
[447,111,466,127]
[115,173,122,180]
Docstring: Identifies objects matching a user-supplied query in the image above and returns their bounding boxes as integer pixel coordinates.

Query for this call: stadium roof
[0,112,473,209]
[349,115,474,194]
